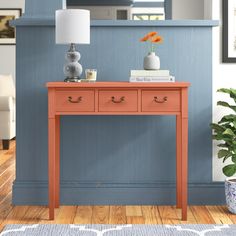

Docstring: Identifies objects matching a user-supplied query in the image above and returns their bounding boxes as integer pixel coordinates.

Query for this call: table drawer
[99,90,138,112]
[142,90,180,112]
[55,90,95,112]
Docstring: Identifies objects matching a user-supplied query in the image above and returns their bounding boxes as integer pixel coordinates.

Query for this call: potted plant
[211,88,236,214]
[140,31,163,70]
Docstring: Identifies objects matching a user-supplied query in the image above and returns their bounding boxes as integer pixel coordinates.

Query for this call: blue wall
[13,0,223,205]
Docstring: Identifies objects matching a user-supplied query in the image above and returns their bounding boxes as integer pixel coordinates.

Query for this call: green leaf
[217,143,228,148]
[210,123,225,132]
[217,88,231,93]
[223,154,232,163]
[223,128,235,136]
[219,114,236,124]
[218,149,230,158]
[223,164,236,177]
[217,101,236,112]
[232,155,236,163]
[218,88,236,102]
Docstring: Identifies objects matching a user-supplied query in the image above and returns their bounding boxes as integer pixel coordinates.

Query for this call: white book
[130,70,170,77]
[129,76,175,83]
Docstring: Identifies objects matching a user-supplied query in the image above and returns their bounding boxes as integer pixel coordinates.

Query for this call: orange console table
[47,81,190,221]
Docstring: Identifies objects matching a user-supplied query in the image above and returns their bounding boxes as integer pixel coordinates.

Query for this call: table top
[46,81,190,88]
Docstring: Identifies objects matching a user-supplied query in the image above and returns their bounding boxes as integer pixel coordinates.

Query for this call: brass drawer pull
[111,96,125,103]
[68,96,82,103]
[154,96,168,103]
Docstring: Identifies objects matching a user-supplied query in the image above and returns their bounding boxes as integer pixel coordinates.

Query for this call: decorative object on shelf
[0,9,22,45]
[140,31,163,70]
[211,88,236,214]
[56,9,90,82]
[129,69,174,82]
[223,0,236,63]
[85,69,97,81]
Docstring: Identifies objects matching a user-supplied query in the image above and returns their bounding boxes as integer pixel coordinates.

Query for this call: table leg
[181,117,188,221]
[49,118,56,220]
[55,116,60,208]
[176,115,182,209]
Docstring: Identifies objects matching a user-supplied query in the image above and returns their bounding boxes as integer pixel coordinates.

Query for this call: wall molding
[12,18,219,27]
[13,180,225,205]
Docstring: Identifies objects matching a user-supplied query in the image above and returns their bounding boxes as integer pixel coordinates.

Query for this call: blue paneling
[165,0,172,19]
[67,0,134,6]
[13,181,225,205]
[24,0,63,16]
[12,23,221,205]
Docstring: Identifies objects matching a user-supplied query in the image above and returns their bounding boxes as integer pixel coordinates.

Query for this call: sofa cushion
[0,75,15,98]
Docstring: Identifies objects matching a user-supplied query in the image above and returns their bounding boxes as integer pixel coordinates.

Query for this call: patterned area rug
[1,224,236,235]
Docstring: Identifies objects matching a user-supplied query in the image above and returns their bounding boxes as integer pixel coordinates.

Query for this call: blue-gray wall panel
[24,0,63,16]
[13,25,218,204]
[165,0,172,19]
[67,0,134,6]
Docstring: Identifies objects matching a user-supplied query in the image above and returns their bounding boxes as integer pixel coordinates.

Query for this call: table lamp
[56,9,90,82]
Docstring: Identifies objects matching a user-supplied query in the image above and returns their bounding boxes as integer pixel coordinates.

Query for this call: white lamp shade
[56,9,90,44]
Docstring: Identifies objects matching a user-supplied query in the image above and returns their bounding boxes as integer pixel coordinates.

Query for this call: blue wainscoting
[12,18,223,205]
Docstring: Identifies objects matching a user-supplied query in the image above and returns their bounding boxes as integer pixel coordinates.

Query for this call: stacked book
[130,70,175,82]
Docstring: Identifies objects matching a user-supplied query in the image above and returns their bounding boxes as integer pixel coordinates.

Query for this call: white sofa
[0,75,16,150]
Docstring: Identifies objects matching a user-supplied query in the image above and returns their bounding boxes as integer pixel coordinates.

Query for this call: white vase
[225,177,236,214]
[143,52,160,70]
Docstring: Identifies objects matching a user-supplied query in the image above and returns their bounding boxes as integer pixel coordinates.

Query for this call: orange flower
[140,35,150,42]
[148,31,157,37]
[152,36,163,43]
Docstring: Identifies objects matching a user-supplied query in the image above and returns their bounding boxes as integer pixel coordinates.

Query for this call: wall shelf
[12,18,219,27]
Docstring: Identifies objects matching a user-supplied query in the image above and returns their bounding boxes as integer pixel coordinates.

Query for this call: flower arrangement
[140,31,163,53]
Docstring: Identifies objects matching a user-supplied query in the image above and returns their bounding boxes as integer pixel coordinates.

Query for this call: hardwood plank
[20,206,47,224]
[207,206,233,224]
[0,173,15,200]
[0,206,29,231]
[0,158,15,176]
[218,206,236,224]
[74,206,93,224]
[158,206,181,224]
[141,206,162,224]
[40,208,61,224]
[127,216,145,224]
[92,206,110,224]
[126,206,142,217]
[109,206,126,224]
[0,140,15,153]
[0,164,15,189]
[0,151,15,167]
[191,206,215,224]
[0,192,13,222]
[176,207,197,224]
[52,206,77,224]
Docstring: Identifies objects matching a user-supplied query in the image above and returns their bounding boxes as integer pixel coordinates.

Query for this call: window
[131,7,165,20]
[134,0,164,2]
[133,14,164,20]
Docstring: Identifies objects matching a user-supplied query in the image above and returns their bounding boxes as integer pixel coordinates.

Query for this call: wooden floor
[0,140,235,232]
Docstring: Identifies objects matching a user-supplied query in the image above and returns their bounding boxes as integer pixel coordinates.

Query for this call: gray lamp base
[63,43,83,83]
[64,77,81,83]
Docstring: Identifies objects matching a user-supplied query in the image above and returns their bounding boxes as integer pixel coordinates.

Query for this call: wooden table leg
[181,117,188,221]
[176,115,182,209]
[55,116,60,208]
[49,118,56,220]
